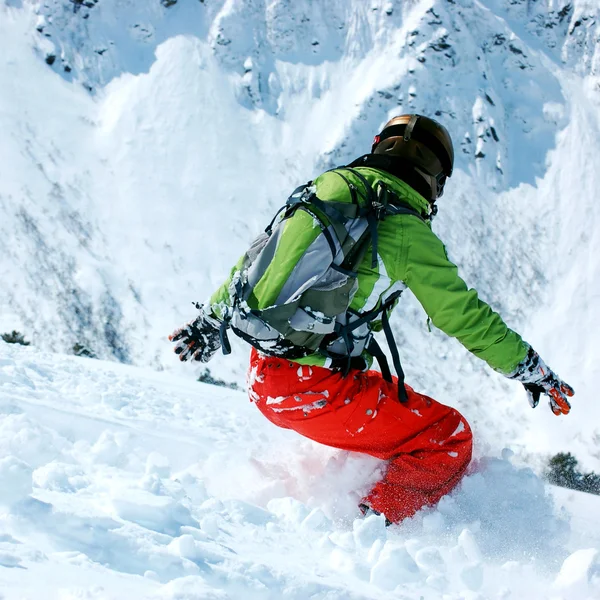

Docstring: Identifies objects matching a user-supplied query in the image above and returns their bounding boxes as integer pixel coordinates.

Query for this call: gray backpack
[219,167,425,400]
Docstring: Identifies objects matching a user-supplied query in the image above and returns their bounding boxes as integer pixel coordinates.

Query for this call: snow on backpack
[218,167,425,401]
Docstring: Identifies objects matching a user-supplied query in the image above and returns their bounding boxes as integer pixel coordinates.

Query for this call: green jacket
[210,167,528,374]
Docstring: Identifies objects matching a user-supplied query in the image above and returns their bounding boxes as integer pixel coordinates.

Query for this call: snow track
[1,342,599,599]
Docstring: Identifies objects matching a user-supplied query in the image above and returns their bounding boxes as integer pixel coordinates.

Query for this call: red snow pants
[248,349,473,523]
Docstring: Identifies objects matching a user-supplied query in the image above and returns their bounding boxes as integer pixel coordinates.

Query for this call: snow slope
[1,340,599,599]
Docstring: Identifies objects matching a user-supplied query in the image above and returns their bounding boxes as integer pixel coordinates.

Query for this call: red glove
[169,307,222,363]
[509,347,574,416]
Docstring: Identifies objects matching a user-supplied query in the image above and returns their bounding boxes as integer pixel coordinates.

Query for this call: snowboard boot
[359,503,392,527]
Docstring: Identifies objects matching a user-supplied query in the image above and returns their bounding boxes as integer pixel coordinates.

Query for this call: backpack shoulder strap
[335,167,377,210]
[385,200,427,222]
[334,167,383,269]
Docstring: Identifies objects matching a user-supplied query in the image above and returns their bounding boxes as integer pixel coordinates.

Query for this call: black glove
[509,346,574,416]
[168,307,222,363]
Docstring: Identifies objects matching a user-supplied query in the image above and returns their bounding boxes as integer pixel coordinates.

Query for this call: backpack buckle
[373,184,390,221]
[372,201,387,221]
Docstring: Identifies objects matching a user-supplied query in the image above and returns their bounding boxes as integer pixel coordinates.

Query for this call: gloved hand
[168,306,222,363]
[509,346,574,416]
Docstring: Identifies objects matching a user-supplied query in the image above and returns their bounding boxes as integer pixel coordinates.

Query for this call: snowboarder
[169,114,574,524]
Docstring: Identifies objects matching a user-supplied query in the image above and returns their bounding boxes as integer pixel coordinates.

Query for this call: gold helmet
[372,114,454,199]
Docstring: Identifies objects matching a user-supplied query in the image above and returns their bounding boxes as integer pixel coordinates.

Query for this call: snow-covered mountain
[3,0,598,466]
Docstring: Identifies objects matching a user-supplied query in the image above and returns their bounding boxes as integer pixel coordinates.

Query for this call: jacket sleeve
[207,254,246,320]
[401,218,528,374]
